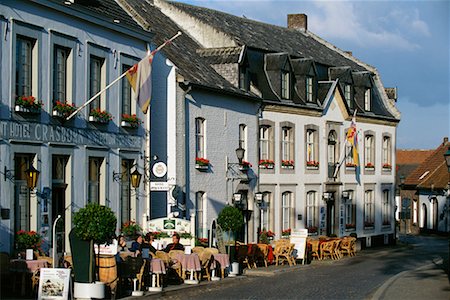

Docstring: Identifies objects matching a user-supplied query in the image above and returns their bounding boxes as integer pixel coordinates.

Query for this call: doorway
[326,197,335,236]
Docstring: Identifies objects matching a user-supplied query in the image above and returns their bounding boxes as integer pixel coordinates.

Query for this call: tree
[217,205,244,248]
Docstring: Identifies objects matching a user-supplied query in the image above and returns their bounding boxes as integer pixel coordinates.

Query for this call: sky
[174,0,450,150]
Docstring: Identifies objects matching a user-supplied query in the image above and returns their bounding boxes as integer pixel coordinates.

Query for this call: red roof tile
[396,150,433,165]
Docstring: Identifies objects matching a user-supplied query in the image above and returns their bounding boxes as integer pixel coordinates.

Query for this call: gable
[322,81,350,121]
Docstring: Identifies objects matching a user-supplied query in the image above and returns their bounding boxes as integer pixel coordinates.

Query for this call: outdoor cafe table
[175,253,201,284]
[212,253,230,279]
[148,258,165,291]
[10,259,50,296]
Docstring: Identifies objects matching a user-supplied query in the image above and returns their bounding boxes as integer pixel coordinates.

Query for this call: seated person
[163,233,185,252]
[144,232,157,255]
[129,235,144,256]
[117,235,127,252]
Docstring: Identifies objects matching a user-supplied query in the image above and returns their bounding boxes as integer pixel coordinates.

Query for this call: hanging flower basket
[89,109,112,124]
[121,114,142,128]
[15,96,43,114]
[259,159,274,169]
[52,101,77,118]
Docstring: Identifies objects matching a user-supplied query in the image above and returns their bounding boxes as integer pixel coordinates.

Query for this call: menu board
[290,229,308,265]
[38,268,71,300]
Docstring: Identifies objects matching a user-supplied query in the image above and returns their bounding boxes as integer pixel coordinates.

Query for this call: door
[52,186,66,254]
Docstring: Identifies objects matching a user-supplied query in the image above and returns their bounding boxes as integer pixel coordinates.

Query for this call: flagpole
[66,31,182,121]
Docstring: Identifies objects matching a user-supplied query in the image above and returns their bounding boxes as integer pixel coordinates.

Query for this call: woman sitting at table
[163,233,185,252]
[144,232,157,255]
[129,235,144,256]
[118,235,127,252]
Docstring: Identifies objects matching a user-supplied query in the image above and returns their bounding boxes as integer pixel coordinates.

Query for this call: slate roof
[117,0,254,98]
[404,139,450,189]
[168,1,367,71]
[45,0,149,35]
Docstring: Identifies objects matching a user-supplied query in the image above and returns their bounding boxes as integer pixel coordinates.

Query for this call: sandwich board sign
[290,229,308,265]
[38,268,71,300]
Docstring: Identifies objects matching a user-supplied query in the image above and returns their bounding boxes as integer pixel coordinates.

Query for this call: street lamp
[235,146,245,165]
[130,169,142,189]
[255,192,263,206]
[25,166,40,190]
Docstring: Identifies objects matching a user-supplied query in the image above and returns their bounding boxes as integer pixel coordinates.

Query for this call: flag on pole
[346,113,361,184]
[126,53,153,114]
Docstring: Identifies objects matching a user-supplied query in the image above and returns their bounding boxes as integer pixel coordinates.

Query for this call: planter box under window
[306,166,319,170]
[89,115,110,124]
[15,105,41,114]
[259,164,274,169]
[365,166,375,171]
[281,165,294,170]
[195,164,209,171]
[121,120,139,128]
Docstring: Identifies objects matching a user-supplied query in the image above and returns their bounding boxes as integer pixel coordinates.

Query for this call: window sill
[259,164,274,169]
[364,166,375,171]
[364,226,375,230]
[345,228,356,232]
[121,120,139,128]
[195,164,209,171]
[281,165,294,169]
[306,166,319,170]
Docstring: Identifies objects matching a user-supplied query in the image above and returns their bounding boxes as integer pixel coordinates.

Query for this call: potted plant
[52,100,77,118]
[15,95,43,113]
[71,203,117,299]
[217,205,243,275]
[259,229,275,244]
[89,108,113,124]
[195,157,210,171]
[121,113,142,128]
[15,230,43,258]
[120,220,142,240]
[259,159,274,169]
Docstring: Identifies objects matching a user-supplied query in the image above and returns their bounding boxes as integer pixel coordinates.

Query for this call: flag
[126,53,153,114]
[346,113,361,184]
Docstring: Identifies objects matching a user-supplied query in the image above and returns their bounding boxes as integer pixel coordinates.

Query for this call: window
[16,36,35,97]
[88,157,103,204]
[306,76,313,102]
[344,84,352,107]
[259,126,272,161]
[195,118,205,159]
[239,124,247,158]
[14,155,33,233]
[281,70,290,99]
[306,191,319,232]
[364,88,371,111]
[282,192,293,231]
[345,131,355,168]
[364,190,375,228]
[89,55,104,111]
[345,191,356,230]
[53,46,69,104]
[413,200,418,224]
[122,64,132,116]
[382,190,390,226]
[364,135,374,168]
[382,136,392,169]
[281,127,294,166]
[196,192,205,238]
[327,131,337,178]
[306,129,318,168]
[239,65,250,91]
[261,192,271,231]
[120,160,133,225]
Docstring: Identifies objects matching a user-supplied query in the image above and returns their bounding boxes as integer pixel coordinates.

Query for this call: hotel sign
[0,120,142,149]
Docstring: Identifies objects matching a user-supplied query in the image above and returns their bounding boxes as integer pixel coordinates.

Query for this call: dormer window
[239,65,250,92]
[344,84,352,108]
[364,88,371,111]
[306,76,313,102]
[281,70,290,99]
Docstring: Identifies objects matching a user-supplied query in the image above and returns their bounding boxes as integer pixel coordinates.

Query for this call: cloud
[307,1,425,51]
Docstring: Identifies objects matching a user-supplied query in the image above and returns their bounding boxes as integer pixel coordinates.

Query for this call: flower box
[306,166,319,170]
[89,115,110,124]
[259,160,274,169]
[52,101,77,118]
[195,164,209,171]
[121,120,139,128]
[365,163,375,170]
[15,105,41,114]
[195,157,209,171]
[89,109,112,124]
[306,161,319,168]
[281,160,295,169]
[382,164,392,171]
[281,165,294,169]
[121,114,141,128]
[238,160,252,172]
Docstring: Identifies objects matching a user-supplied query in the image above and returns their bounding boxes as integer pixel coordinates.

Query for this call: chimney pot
[288,14,307,31]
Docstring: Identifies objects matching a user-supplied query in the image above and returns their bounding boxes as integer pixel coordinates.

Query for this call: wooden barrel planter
[98,255,118,296]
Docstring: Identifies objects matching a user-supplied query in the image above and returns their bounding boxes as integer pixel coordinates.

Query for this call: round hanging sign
[152,162,167,178]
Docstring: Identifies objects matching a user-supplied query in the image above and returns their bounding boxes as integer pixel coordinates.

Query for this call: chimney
[444,137,448,144]
[288,14,307,31]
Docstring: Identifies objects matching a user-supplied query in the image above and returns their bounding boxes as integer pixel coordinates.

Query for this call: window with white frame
[382,190,390,226]
[364,135,374,168]
[16,36,35,98]
[364,190,375,228]
[14,154,33,233]
[282,192,293,231]
[239,124,247,159]
[345,129,355,167]
[196,191,206,238]
[195,118,205,159]
[413,200,418,224]
[281,70,290,99]
[281,127,294,166]
[364,88,371,111]
[89,55,104,111]
[306,129,318,168]
[306,76,313,102]
[121,64,133,117]
[344,84,352,107]
[306,191,319,232]
[345,191,356,230]
[259,126,273,161]
[53,46,70,105]
[382,136,392,169]
[88,157,103,204]
[327,131,337,166]
[261,192,271,231]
